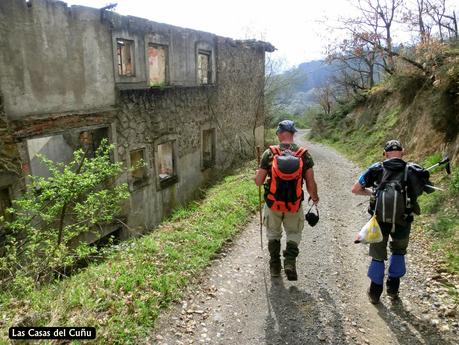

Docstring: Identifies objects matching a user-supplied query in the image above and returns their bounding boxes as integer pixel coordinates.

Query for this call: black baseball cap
[276,120,298,134]
[384,139,403,152]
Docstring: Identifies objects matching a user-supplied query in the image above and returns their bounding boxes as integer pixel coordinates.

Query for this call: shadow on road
[264,274,346,345]
[375,299,454,345]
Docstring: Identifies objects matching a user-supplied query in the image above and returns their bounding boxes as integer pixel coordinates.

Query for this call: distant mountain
[295,60,338,92]
[274,59,337,115]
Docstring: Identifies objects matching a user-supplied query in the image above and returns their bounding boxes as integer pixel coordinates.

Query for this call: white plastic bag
[354,216,383,244]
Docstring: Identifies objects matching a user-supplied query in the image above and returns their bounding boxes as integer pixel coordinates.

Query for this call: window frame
[116,38,136,77]
[154,137,178,190]
[197,50,212,85]
[147,43,169,87]
[0,186,12,222]
[129,147,149,190]
[201,128,216,170]
[25,125,113,179]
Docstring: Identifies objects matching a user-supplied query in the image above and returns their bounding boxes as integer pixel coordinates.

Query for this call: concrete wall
[0,0,116,119]
[104,12,217,89]
[0,0,273,239]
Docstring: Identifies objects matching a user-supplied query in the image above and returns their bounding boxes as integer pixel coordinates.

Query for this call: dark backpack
[374,164,410,232]
[265,145,306,213]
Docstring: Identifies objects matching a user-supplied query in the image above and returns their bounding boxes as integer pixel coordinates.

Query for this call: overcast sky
[65,0,355,68]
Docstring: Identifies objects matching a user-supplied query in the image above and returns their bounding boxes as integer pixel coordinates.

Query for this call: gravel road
[149,131,458,345]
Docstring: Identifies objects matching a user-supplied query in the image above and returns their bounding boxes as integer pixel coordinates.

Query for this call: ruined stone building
[0,0,274,239]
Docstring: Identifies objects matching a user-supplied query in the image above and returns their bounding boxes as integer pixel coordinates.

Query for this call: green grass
[0,163,259,344]
[308,105,401,168]
[417,167,459,273]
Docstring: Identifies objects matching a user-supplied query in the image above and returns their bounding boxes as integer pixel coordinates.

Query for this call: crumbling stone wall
[0,94,23,218]
[0,0,273,237]
[0,94,21,182]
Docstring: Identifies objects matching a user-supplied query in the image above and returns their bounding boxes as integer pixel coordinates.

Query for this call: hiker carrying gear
[352,139,432,304]
[265,145,306,213]
[254,120,319,281]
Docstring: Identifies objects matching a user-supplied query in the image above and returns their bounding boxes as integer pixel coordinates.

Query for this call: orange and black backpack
[265,145,306,213]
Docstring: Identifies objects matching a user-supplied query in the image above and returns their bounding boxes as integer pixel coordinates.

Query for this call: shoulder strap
[404,163,411,183]
[294,147,307,157]
[269,145,281,156]
[404,163,411,209]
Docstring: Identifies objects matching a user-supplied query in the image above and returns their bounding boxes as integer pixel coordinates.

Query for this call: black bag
[374,164,410,231]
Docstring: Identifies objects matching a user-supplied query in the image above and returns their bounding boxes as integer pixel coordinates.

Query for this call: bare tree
[314,83,337,115]
[425,0,458,40]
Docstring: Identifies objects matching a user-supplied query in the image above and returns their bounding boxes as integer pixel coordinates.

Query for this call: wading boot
[268,240,281,277]
[367,282,383,304]
[386,277,400,300]
[283,241,299,281]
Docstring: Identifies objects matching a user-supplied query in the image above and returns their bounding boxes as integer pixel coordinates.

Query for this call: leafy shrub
[0,140,129,296]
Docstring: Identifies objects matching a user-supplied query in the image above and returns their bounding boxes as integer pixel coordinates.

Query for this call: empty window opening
[158,142,176,181]
[148,44,167,86]
[0,187,12,222]
[79,127,109,158]
[202,129,216,169]
[130,149,147,187]
[198,51,211,85]
[117,39,134,77]
[27,127,109,178]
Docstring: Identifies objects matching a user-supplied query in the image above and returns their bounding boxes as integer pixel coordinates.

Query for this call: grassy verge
[417,160,459,273]
[0,163,258,344]
[309,105,399,168]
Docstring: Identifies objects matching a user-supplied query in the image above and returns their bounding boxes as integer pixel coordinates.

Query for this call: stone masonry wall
[0,0,273,238]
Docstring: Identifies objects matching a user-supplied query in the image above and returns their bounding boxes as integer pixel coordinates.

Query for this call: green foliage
[0,163,258,344]
[389,73,428,106]
[264,128,277,147]
[0,140,129,296]
[422,153,443,168]
[449,162,459,194]
[311,103,397,168]
[268,110,313,129]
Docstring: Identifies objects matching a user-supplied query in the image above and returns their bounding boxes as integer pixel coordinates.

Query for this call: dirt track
[150,131,458,345]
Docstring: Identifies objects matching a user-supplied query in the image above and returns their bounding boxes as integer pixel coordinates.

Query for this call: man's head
[383,139,404,158]
[276,120,297,142]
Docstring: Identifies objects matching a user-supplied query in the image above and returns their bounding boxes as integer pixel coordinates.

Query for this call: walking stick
[256,146,263,250]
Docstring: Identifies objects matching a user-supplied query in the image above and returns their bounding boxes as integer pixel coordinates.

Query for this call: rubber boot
[367,282,383,304]
[268,240,281,277]
[283,241,299,281]
[386,277,400,299]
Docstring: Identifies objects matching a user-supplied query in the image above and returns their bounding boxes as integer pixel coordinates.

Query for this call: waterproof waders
[268,240,281,277]
[283,241,299,281]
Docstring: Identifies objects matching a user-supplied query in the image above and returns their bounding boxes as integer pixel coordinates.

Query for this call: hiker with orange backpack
[255,120,319,280]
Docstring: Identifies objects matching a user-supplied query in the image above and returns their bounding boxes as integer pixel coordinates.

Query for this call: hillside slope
[311,73,459,165]
[310,55,459,273]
